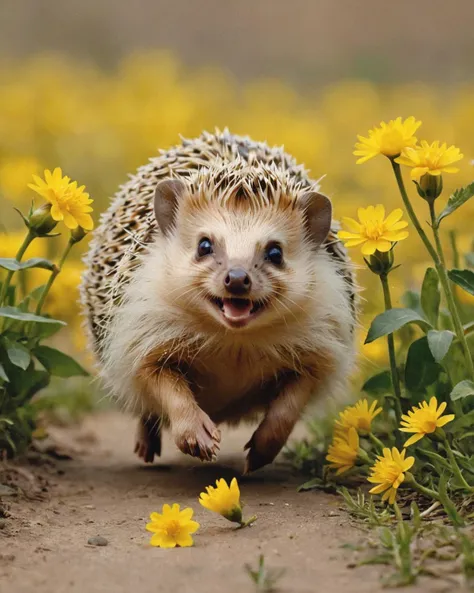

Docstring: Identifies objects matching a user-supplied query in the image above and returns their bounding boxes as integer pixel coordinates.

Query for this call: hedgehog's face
[154,179,332,332]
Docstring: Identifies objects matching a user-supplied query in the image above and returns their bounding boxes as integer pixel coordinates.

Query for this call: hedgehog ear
[153,179,187,234]
[300,191,332,247]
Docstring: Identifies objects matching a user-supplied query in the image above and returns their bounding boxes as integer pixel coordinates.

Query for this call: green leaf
[438,474,465,527]
[448,268,474,296]
[362,370,392,395]
[26,284,47,302]
[4,338,31,370]
[365,308,431,344]
[449,411,474,437]
[0,363,9,382]
[426,330,454,363]
[420,268,440,327]
[437,181,474,225]
[405,336,441,391]
[418,448,453,472]
[33,346,88,378]
[401,290,422,313]
[0,306,66,325]
[444,342,469,387]
[466,253,474,268]
[0,257,54,272]
[450,380,474,401]
[297,478,324,492]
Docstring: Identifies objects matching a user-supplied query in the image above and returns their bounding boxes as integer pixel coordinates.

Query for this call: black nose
[224,267,251,295]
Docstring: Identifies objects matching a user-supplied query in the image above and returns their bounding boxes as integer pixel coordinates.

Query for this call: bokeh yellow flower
[199,477,242,523]
[338,205,409,256]
[400,396,455,447]
[28,167,94,230]
[396,140,463,180]
[335,399,383,435]
[368,447,415,504]
[326,427,359,475]
[145,503,199,548]
[0,156,41,201]
[354,116,421,164]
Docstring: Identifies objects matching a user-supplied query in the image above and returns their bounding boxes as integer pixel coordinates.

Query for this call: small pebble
[0,519,7,529]
[87,535,108,546]
[84,504,95,510]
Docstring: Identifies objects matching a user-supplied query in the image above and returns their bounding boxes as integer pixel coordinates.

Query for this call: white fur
[101,226,355,423]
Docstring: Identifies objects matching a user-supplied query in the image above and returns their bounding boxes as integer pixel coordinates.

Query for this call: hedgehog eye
[265,243,283,266]
[197,237,213,258]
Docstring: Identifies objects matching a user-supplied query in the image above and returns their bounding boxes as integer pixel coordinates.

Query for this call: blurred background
[1,0,473,386]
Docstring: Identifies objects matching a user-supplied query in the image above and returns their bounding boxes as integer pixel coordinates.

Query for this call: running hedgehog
[80,129,357,472]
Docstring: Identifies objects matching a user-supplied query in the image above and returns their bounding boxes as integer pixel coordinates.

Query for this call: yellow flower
[335,399,383,434]
[145,503,199,548]
[338,205,409,256]
[400,396,455,447]
[199,478,242,523]
[368,447,415,504]
[28,167,94,230]
[354,116,421,164]
[326,427,359,475]
[395,140,463,180]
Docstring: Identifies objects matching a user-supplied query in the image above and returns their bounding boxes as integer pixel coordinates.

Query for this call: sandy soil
[0,412,442,593]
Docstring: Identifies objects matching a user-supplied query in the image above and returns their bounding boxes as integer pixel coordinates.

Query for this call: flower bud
[28,203,57,235]
[416,173,443,202]
[365,248,395,276]
[70,225,88,244]
[223,506,243,524]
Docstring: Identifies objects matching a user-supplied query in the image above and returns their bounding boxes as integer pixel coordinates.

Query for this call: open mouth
[209,296,264,327]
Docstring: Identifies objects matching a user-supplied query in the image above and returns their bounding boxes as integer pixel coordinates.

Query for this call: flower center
[363,220,385,240]
[380,130,404,156]
[165,520,181,537]
[421,418,437,434]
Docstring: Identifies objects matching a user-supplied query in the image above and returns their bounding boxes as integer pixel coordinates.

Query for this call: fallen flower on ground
[146,503,199,548]
[199,477,256,527]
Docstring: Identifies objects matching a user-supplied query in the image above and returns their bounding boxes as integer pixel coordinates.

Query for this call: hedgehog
[79,129,357,473]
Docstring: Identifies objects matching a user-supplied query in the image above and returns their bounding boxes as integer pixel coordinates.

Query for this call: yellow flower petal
[383,208,404,227]
[436,414,455,427]
[360,240,378,255]
[404,433,424,447]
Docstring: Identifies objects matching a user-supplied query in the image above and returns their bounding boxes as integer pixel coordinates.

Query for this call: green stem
[35,239,74,315]
[408,476,440,501]
[369,432,386,452]
[391,161,474,382]
[238,515,257,529]
[441,434,474,492]
[379,273,403,428]
[0,229,36,306]
[428,203,474,382]
[449,230,460,269]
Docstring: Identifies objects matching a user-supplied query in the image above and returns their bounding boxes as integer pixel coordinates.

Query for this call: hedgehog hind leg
[134,413,163,463]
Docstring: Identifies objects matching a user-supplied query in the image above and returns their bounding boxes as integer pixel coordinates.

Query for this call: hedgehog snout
[224,267,252,296]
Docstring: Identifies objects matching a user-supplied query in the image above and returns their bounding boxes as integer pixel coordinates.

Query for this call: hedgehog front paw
[173,409,221,462]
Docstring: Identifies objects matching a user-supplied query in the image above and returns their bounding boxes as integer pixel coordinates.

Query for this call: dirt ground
[0,412,446,593]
